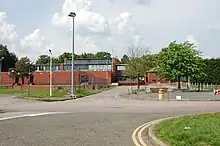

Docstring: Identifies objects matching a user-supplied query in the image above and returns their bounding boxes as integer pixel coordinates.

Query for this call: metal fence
[123,84,220,101]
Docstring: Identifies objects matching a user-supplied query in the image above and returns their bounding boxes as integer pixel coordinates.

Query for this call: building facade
[1,58,117,85]
[1,58,167,85]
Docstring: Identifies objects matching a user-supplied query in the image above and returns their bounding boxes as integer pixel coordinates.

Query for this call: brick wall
[1,70,113,85]
[147,72,169,83]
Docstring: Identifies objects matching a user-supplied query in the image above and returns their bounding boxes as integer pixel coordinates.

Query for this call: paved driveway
[1,86,220,146]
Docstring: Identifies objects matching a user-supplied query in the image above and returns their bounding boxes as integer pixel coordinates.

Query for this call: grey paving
[0,86,220,146]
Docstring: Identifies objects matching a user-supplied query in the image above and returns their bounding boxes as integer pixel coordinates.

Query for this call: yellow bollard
[158,89,164,100]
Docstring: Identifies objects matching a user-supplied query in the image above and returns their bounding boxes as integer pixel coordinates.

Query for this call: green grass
[0,86,107,98]
[76,89,101,97]
[155,113,220,146]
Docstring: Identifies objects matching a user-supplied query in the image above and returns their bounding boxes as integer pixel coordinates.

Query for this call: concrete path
[0,86,220,146]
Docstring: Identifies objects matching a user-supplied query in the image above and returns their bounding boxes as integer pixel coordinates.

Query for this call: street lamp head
[68,12,76,17]
[49,49,52,54]
[1,56,4,60]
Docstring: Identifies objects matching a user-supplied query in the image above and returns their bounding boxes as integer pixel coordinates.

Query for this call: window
[64,65,71,70]
[117,65,126,71]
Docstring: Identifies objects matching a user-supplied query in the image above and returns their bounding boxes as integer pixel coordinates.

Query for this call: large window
[88,65,111,70]
[64,65,72,70]
[35,65,60,71]
[66,59,112,65]
[117,65,126,71]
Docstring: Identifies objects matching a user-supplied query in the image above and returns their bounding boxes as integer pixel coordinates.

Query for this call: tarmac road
[1,86,220,146]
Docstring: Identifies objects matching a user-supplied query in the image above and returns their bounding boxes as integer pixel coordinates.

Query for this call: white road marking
[0,112,68,121]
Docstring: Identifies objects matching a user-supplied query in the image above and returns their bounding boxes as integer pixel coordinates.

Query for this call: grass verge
[0,86,109,99]
[155,113,220,146]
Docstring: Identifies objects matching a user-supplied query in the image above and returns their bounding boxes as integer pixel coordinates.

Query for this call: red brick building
[1,58,117,85]
[1,58,165,85]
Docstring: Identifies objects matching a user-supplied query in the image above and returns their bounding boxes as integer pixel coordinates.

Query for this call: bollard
[158,89,164,100]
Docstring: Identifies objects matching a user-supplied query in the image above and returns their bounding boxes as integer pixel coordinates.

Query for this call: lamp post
[0,56,4,85]
[68,12,76,97]
[49,49,52,97]
[104,56,109,88]
[27,61,33,97]
[105,57,108,88]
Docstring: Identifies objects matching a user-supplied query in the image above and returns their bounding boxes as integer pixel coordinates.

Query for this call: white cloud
[110,12,134,35]
[19,29,53,60]
[2,0,220,60]
[186,35,199,48]
[76,35,99,53]
[52,0,110,35]
[0,12,17,42]
[20,29,45,49]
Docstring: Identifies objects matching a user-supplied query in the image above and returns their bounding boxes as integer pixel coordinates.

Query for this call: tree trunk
[177,76,181,89]
[21,77,24,85]
[197,83,200,92]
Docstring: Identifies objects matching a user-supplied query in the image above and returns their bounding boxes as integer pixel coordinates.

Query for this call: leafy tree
[203,58,220,84]
[35,55,60,64]
[0,44,18,72]
[95,51,111,58]
[157,41,202,89]
[14,57,35,84]
[58,52,80,63]
[120,55,129,64]
[35,55,50,64]
[52,57,60,64]
[124,43,153,77]
[80,53,96,58]
[190,56,207,90]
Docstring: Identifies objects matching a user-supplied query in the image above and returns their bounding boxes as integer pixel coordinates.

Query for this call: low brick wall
[150,88,168,93]
[118,80,146,86]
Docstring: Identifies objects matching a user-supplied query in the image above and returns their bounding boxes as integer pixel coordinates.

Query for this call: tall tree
[203,58,220,84]
[120,55,129,64]
[14,57,35,84]
[0,44,18,72]
[95,52,111,58]
[124,43,153,77]
[157,41,203,89]
[80,53,96,58]
[35,55,60,64]
[58,52,81,63]
[35,55,50,64]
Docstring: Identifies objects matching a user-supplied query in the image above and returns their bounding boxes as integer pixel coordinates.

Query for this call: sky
[0,0,220,61]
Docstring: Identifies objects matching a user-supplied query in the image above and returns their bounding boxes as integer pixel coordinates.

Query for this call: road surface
[0,86,220,146]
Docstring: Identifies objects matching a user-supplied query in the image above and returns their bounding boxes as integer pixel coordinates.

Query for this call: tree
[157,41,202,89]
[35,55,50,64]
[203,58,220,84]
[95,51,111,58]
[58,52,81,63]
[120,55,129,64]
[80,53,96,58]
[14,57,35,84]
[190,56,207,91]
[124,43,153,77]
[0,44,18,72]
[35,55,60,64]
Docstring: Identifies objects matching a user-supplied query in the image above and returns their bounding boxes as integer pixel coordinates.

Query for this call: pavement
[0,86,220,146]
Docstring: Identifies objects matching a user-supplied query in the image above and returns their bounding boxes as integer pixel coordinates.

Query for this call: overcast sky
[0,0,220,60]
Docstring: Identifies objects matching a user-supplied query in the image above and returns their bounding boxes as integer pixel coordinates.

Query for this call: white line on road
[0,112,68,121]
